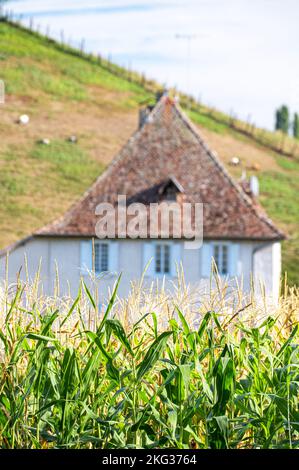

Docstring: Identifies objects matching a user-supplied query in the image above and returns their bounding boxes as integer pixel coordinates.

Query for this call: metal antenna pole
[175,34,197,106]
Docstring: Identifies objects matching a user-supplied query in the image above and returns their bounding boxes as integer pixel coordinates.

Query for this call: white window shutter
[171,242,182,277]
[80,240,92,274]
[201,242,212,277]
[229,243,240,277]
[143,242,154,277]
[109,241,119,274]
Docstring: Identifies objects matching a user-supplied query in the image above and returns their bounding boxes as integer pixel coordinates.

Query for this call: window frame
[94,241,109,273]
[212,242,230,276]
[154,242,172,276]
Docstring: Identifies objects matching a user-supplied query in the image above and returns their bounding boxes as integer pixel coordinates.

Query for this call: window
[213,244,229,275]
[164,186,177,201]
[95,242,109,272]
[155,244,171,274]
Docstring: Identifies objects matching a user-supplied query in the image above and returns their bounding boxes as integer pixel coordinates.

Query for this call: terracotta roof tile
[36,96,285,241]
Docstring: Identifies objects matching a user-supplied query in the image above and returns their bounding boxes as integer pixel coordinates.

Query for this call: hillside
[0,20,298,285]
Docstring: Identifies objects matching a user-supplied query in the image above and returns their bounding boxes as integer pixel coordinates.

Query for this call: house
[0,94,285,301]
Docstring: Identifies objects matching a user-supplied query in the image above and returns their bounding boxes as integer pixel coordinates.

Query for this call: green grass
[259,172,299,225]
[31,140,103,186]
[187,109,228,134]
[259,165,299,285]
[0,21,150,105]
[277,156,299,172]
[0,170,26,197]
[2,62,88,100]
[0,141,104,245]
[0,278,298,449]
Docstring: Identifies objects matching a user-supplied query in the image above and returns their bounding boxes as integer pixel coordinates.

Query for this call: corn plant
[0,276,298,448]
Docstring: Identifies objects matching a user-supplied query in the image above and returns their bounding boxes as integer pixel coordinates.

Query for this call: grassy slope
[0,21,298,284]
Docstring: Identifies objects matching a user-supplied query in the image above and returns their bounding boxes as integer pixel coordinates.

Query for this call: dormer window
[164,185,178,201]
[159,176,184,202]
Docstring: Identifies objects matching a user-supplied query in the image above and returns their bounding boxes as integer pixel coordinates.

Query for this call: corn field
[0,272,298,449]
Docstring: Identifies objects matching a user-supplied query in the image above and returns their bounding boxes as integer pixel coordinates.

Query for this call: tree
[275,105,290,134]
[293,113,299,139]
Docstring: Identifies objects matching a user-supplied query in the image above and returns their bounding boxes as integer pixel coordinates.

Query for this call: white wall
[0,238,82,296]
[253,241,281,302]
[0,237,281,302]
[0,238,50,289]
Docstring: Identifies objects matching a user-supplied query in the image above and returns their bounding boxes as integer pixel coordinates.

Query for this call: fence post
[229,109,234,127]
[291,142,298,158]
[0,79,5,105]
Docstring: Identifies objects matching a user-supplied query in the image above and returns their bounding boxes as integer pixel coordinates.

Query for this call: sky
[4,0,299,129]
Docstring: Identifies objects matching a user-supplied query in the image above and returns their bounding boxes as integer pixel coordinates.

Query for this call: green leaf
[168,409,177,439]
[209,415,229,449]
[97,274,121,334]
[86,331,120,383]
[178,364,191,400]
[198,312,211,339]
[212,345,235,414]
[277,324,298,359]
[26,333,58,343]
[137,331,172,381]
[105,319,134,356]
[60,292,81,327]
[106,359,120,383]
[175,306,190,335]
[82,281,96,309]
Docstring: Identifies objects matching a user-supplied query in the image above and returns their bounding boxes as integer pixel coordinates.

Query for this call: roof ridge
[35,95,285,241]
[171,102,285,240]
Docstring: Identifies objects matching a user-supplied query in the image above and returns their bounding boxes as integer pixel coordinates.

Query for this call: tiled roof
[36,96,285,241]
